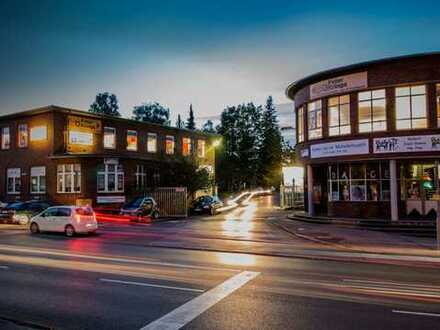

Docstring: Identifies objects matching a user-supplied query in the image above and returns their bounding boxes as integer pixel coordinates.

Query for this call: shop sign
[97,196,126,204]
[310,139,369,159]
[310,71,368,99]
[67,116,101,132]
[300,148,309,158]
[373,134,440,154]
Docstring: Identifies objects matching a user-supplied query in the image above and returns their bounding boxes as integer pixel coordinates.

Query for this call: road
[0,196,439,329]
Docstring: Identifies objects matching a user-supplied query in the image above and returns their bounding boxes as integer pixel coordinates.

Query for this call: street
[0,196,439,330]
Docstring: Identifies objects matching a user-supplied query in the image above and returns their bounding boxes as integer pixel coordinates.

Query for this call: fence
[146,187,188,217]
[280,185,304,209]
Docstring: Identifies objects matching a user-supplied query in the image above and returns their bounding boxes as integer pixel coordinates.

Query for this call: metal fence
[280,185,304,209]
[147,187,188,217]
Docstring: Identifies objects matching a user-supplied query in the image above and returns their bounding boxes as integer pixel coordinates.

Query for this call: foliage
[185,104,196,130]
[202,120,216,134]
[89,92,121,117]
[176,114,184,128]
[132,102,170,125]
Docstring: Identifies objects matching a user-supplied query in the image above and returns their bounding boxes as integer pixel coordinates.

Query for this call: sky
[1,0,440,123]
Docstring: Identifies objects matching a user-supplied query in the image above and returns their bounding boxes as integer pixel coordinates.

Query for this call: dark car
[0,200,53,224]
[190,195,223,216]
[120,196,160,221]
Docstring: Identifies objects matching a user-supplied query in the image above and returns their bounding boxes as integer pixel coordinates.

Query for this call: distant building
[276,103,296,147]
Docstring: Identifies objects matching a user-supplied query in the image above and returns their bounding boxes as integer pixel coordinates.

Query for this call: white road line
[343,279,440,290]
[140,271,260,330]
[99,278,204,293]
[393,310,440,317]
[0,265,9,270]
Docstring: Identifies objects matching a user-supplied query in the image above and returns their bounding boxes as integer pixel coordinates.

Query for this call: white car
[30,206,98,237]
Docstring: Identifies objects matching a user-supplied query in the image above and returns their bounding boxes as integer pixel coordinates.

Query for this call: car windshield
[123,197,145,209]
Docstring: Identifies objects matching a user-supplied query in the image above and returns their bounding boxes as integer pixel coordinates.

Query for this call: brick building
[0,106,216,206]
[286,52,440,221]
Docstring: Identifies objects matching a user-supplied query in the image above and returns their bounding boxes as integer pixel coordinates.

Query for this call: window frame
[395,84,427,130]
[147,132,158,153]
[358,89,387,133]
[307,100,322,140]
[97,163,124,193]
[328,94,351,136]
[57,164,81,194]
[135,165,147,191]
[182,137,192,156]
[29,125,47,141]
[103,127,116,149]
[165,135,175,155]
[30,166,46,194]
[17,123,28,148]
[7,168,21,194]
[1,126,10,150]
[197,140,206,158]
[126,130,138,151]
[297,106,304,143]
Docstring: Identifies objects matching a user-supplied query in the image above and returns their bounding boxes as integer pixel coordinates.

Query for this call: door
[37,207,58,231]
[53,207,72,232]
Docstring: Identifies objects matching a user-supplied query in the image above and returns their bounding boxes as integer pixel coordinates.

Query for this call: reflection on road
[216,251,256,266]
[222,201,257,239]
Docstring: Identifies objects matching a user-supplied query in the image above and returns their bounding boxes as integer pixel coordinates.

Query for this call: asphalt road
[0,196,439,329]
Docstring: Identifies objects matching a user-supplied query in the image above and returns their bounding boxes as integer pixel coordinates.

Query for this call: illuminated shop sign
[67,115,101,153]
[69,131,93,145]
[374,134,440,153]
[310,71,368,99]
[311,139,369,159]
[67,116,101,132]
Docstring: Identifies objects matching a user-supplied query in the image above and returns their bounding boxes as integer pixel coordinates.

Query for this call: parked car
[1,200,53,225]
[190,195,223,215]
[29,206,97,237]
[120,196,160,221]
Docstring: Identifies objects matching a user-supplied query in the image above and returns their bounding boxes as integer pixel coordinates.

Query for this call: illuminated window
[30,166,46,193]
[68,131,93,145]
[57,164,81,193]
[30,126,47,141]
[126,130,138,151]
[297,107,304,143]
[395,85,427,130]
[182,137,192,156]
[436,84,440,127]
[7,168,21,194]
[197,140,206,158]
[1,127,10,150]
[18,124,28,148]
[147,133,157,153]
[97,163,124,192]
[307,100,322,140]
[135,165,146,191]
[104,127,116,149]
[358,89,386,133]
[328,95,351,136]
[166,135,175,155]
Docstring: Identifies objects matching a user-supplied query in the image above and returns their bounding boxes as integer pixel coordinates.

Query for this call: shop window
[400,163,436,201]
[30,126,47,141]
[182,137,192,156]
[7,168,21,194]
[57,164,81,193]
[328,95,350,136]
[395,85,427,130]
[104,127,116,149]
[1,127,10,150]
[97,163,124,192]
[30,166,46,193]
[297,107,304,143]
[147,133,157,153]
[17,124,28,148]
[68,131,93,145]
[358,89,386,133]
[307,100,322,140]
[135,165,146,191]
[166,135,175,155]
[197,140,206,158]
[328,162,390,202]
[126,130,138,151]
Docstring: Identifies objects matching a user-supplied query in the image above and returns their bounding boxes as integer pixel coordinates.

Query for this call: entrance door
[312,166,328,215]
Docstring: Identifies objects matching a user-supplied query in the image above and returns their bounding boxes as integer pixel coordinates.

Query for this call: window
[126,130,138,151]
[7,168,21,194]
[197,140,206,158]
[1,127,10,149]
[57,164,81,193]
[147,133,157,153]
[135,165,146,191]
[18,124,28,148]
[436,84,440,127]
[166,135,175,155]
[30,126,47,141]
[30,166,46,193]
[395,85,427,130]
[104,127,116,149]
[358,89,386,133]
[307,100,322,140]
[328,95,351,136]
[182,137,192,156]
[297,107,304,143]
[68,131,93,145]
[97,163,124,192]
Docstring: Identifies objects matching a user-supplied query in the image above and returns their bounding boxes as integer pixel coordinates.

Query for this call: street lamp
[212,139,221,148]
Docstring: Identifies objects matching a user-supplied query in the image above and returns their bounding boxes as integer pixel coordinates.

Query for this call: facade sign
[67,115,101,153]
[68,131,93,145]
[97,196,126,204]
[310,71,368,99]
[311,139,369,159]
[300,148,309,158]
[67,116,101,132]
[374,134,440,154]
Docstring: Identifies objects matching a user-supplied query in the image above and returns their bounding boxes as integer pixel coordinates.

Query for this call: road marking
[343,279,440,290]
[140,270,260,330]
[99,278,204,293]
[392,310,440,317]
[0,265,8,270]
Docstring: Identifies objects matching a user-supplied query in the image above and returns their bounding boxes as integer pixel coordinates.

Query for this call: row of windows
[0,124,47,150]
[297,84,440,142]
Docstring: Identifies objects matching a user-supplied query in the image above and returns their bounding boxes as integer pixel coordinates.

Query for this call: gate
[280,185,304,209]
[147,187,188,217]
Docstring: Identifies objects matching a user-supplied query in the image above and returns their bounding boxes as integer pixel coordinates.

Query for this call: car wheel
[30,222,39,234]
[65,225,75,237]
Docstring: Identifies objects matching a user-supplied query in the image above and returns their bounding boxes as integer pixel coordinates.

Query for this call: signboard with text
[374,134,440,154]
[67,115,101,153]
[311,139,369,159]
[310,71,368,99]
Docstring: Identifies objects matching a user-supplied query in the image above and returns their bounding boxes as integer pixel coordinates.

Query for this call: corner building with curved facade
[286,53,440,221]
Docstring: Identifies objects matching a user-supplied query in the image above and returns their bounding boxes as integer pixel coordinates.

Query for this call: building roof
[285,52,440,100]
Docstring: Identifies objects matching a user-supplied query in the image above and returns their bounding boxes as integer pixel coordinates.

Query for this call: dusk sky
[1,0,440,122]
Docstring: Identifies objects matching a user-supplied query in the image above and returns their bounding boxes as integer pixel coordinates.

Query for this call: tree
[89,92,121,117]
[186,104,196,130]
[202,120,216,134]
[176,114,184,128]
[132,102,170,125]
